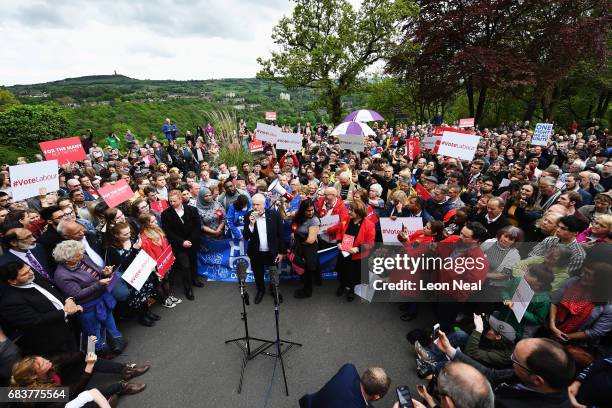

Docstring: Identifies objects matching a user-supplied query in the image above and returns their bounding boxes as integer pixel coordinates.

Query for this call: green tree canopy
[0,104,71,149]
[0,88,20,111]
[257,0,417,124]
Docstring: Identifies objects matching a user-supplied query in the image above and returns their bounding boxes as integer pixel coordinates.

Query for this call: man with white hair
[333,171,356,203]
[243,193,286,304]
[314,187,349,249]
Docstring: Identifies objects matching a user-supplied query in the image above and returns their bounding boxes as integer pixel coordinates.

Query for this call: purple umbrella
[343,109,384,123]
[330,121,375,137]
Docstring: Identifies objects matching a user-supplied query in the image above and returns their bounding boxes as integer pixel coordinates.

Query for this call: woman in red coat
[335,199,375,301]
[138,213,180,309]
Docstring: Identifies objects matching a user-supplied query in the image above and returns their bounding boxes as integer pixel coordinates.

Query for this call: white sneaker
[162,298,176,308]
[169,295,182,305]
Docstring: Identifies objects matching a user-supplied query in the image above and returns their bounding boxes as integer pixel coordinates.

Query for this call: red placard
[98,179,133,208]
[150,200,169,214]
[406,138,421,160]
[39,137,86,164]
[433,126,458,137]
[249,139,263,152]
[265,111,277,120]
[415,183,432,199]
[340,234,355,251]
[156,245,175,279]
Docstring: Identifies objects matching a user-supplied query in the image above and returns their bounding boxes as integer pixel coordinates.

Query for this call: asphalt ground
[93,280,426,408]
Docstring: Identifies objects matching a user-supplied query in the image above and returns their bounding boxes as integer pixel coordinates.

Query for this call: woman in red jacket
[335,199,375,301]
[138,213,181,309]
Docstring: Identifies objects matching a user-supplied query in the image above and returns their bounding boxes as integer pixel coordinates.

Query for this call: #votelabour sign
[9,160,59,201]
[256,122,281,143]
[437,131,481,161]
[275,132,302,150]
[39,137,86,164]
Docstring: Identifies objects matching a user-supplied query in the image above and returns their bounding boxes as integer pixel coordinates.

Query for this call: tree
[257,0,417,123]
[388,0,610,124]
[0,104,70,149]
[0,88,19,111]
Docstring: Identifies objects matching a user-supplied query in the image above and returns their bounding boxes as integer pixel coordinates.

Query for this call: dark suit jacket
[243,208,286,259]
[0,244,56,276]
[161,205,201,252]
[38,226,63,258]
[477,214,510,239]
[0,277,77,356]
[299,363,370,408]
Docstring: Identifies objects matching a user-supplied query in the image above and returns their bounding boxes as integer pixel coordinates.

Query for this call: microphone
[236,258,248,283]
[236,259,249,305]
[269,264,280,287]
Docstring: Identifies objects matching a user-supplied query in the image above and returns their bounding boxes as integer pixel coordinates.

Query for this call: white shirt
[249,212,269,252]
[81,237,104,268]
[15,282,64,314]
[9,249,34,267]
[485,213,502,224]
[174,205,185,221]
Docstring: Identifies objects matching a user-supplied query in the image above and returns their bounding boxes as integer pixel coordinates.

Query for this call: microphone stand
[225,276,274,393]
[262,273,302,397]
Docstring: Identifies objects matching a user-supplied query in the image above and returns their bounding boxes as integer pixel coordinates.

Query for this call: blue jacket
[226,203,252,239]
[299,363,371,408]
[424,198,453,221]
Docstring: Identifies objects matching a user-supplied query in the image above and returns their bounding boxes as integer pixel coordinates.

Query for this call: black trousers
[250,251,275,293]
[174,249,198,290]
[299,242,320,294]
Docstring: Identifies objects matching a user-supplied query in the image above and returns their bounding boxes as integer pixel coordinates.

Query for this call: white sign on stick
[531,123,553,146]
[275,132,302,150]
[437,131,481,161]
[9,160,59,201]
[458,118,475,128]
[379,217,423,244]
[511,277,535,323]
[339,134,366,151]
[121,250,156,291]
[255,123,281,143]
[319,215,340,233]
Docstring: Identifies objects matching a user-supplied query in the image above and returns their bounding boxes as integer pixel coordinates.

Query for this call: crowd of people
[0,114,610,407]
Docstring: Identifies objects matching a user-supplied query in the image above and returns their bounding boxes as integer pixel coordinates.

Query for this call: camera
[416,358,438,380]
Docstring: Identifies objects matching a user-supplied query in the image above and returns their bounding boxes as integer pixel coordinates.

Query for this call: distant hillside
[6,75,366,142]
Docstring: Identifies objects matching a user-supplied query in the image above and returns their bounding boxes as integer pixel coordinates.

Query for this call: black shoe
[254,291,264,304]
[146,310,161,321]
[336,286,346,297]
[346,291,355,302]
[138,315,155,327]
[294,289,312,299]
[192,278,204,288]
[400,312,417,322]
[185,288,194,301]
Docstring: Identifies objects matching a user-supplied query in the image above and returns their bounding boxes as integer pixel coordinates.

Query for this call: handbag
[287,238,306,275]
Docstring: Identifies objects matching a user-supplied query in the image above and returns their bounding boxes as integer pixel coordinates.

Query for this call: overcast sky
[0,0,301,86]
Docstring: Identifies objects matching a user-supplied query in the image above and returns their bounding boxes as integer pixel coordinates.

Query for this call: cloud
[0,0,297,85]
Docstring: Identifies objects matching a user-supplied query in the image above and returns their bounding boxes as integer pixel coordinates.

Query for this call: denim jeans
[79,309,122,352]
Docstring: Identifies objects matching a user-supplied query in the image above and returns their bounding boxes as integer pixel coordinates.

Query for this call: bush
[0,104,70,149]
[217,146,254,168]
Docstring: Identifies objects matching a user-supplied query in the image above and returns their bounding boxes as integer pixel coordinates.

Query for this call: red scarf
[556,282,594,334]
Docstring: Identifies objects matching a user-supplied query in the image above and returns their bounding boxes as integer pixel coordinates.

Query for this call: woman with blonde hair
[139,213,181,308]
[576,214,612,243]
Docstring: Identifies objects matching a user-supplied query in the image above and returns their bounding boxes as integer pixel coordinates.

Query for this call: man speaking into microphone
[243,193,286,304]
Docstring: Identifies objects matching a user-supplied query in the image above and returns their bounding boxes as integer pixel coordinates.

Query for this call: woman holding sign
[139,214,181,309]
[334,199,375,302]
[106,223,159,328]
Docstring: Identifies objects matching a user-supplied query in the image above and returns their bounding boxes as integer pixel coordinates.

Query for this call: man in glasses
[434,330,574,407]
[37,206,67,258]
[0,228,56,285]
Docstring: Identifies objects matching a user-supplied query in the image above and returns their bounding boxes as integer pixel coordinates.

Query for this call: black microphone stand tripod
[261,270,302,397]
[225,274,276,393]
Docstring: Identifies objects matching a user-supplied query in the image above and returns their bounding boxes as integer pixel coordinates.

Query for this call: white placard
[437,131,481,161]
[121,250,156,291]
[423,137,439,150]
[319,214,340,233]
[511,277,535,323]
[255,122,281,143]
[339,134,366,151]
[379,217,424,244]
[9,160,59,201]
[275,132,302,150]
[499,178,511,188]
[458,118,475,128]
[531,123,553,146]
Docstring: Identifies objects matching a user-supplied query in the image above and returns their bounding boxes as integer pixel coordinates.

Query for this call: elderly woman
[196,187,226,239]
[576,214,612,243]
[480,226,524,304]
[53,240,125,356]
[367,183,385,217]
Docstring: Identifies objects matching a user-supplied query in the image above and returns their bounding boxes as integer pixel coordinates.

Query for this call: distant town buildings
[280,92,291,101]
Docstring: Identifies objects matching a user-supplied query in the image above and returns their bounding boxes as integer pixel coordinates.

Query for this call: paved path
[104,280,424,407]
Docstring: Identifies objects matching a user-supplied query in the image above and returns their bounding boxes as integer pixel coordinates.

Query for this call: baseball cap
[488,315,516,342]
